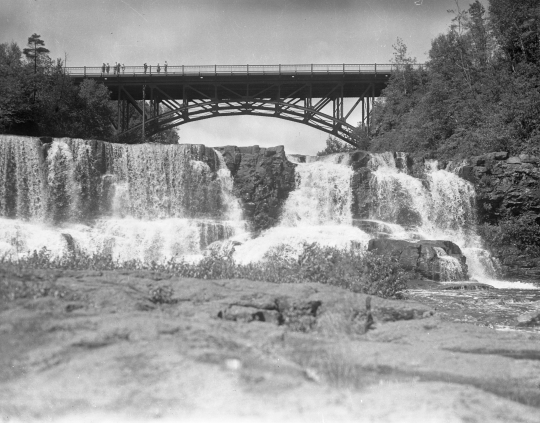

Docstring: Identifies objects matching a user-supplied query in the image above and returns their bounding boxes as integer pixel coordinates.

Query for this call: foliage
[370,0,540,158]
[4,243,410,299]
[0,42,31,132]
[22,33,50,73]
[148,285,176,304]
[316,136,358,156]
[0,34,178,144]
[477,214,540,257]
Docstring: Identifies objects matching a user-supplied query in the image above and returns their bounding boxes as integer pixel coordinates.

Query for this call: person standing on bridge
[164,61,168,74]
[144,63,147,74]
[122,63,125,74]
[157,63,161,73]
[113,62,117,74]
[106,63,110,74]
[101,63,105,74]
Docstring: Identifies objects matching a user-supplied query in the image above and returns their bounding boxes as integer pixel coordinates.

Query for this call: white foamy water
[366,153,509,284]
[233,161,370,264]
[0,135,536,289]
[0,136,246,264]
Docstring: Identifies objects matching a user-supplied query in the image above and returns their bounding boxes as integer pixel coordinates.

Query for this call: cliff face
[458,153,540,224]
[458,153,540,279]
[216,145,296,233]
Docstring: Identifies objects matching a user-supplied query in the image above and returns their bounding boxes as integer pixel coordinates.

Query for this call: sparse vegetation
[1,243,410,299]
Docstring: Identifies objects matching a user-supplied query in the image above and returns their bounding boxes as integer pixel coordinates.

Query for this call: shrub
[3,243,410,299]
[478,214,540,257]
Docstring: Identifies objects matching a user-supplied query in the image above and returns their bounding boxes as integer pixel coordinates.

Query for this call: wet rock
[61,233,76,254]
[215,145,296,232]
[464,151,540,278]
[368,238,468,281]
[506,156,522,165]
[517,310,540,327]
[204,239,241,258]
[438,282,494,291]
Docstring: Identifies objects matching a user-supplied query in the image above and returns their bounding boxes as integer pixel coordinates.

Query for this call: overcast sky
[2,0,484,154]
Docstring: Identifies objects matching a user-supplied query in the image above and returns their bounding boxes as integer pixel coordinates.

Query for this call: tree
[22,33,50,73]
[0,42,30,132]
[22,34,51,104]
[316,136,357,156]
[490,0,540,68]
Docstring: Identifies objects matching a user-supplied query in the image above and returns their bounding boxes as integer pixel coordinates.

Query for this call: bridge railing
[64,63,424,77]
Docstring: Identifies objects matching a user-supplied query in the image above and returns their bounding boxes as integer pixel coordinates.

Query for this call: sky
[2,0,485,154]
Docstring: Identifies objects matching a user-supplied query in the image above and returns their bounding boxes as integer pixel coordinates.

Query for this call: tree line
[318,0,539,158]
[370,0,540,158]
[0,34,178,144]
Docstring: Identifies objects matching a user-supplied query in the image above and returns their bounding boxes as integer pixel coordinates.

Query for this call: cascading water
[0,136,245,263]
[367,153,506,284]
[233,160,371,264]
[0,134,536,290]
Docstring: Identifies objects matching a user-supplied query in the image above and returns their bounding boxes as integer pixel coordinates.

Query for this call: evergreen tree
[22,33,50,73]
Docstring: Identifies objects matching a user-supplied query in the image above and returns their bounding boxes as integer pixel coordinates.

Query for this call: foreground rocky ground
[1,267,540,423]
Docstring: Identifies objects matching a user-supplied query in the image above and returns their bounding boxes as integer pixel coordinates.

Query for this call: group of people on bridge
[100,61,168,75]
[143,61,168,74]
[101,62,124,75]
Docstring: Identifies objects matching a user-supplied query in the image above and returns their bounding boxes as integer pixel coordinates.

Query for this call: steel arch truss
[118,81,376,146]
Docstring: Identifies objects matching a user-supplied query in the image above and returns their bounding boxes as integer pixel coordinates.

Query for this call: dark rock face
[457,152,540,279]
[368,238,468,281]
[215,145,296,232]
[459,152,540,224]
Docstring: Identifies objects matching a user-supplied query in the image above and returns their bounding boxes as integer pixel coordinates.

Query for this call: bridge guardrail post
[375,63,377,75]
[84,66,86,77]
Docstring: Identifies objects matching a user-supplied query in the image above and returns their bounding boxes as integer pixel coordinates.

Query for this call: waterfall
[280,161,354,227]
[0,134,519,284]
[0,136,245,263]
[0,136,46,221]
[233,161,371,265]
[367,153,499,282]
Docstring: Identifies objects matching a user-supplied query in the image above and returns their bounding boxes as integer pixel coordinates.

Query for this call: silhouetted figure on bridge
[164,61,168,74]
[122,63,125,74]
[101,63,105,74]
[117,63,121,74]
[144,63,147,74]
[113,62,117,74]
[106,63,110,74]
[157,63,161,73]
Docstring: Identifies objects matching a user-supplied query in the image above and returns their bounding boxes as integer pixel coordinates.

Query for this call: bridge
[66,64,421,145]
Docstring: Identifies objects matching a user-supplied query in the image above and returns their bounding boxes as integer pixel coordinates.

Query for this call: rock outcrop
[458,152,540,278]
[216,145,296,232]
[368,238,468,281]
[458,152,540,224]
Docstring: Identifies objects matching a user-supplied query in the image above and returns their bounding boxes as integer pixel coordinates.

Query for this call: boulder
[368,238,468,281]
[517,310,540,327]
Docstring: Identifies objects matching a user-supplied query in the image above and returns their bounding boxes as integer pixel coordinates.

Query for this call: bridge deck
[66,64,419,100]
